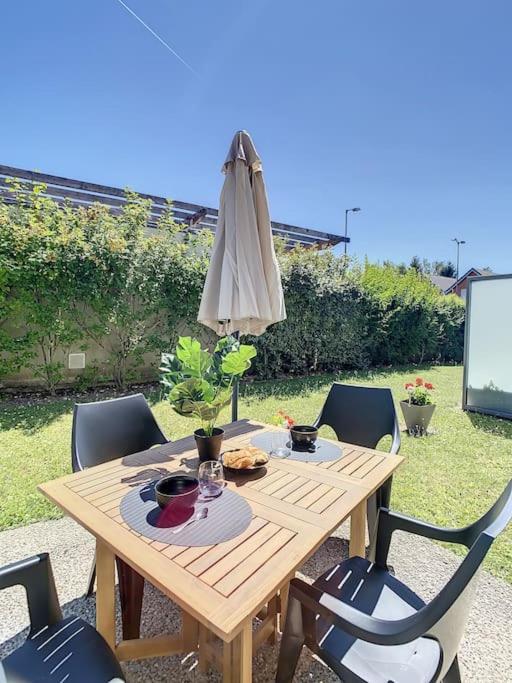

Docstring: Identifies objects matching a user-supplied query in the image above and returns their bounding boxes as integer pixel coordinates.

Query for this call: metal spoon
[171,507,208,534]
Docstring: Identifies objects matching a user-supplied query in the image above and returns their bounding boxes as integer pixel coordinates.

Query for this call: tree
[435,261,456,277]
[409,255,423,272]
[408,258,456,278]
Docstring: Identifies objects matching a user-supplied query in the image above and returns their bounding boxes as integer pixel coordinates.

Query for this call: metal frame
[462,273,512,419]
[0,164,345,250]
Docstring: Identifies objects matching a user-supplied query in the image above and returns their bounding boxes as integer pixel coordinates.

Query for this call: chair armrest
[373,509,474,567]
[390,418,401,454]
[290,578,431,647]
[0,553,62,635]
[291,529,488,650]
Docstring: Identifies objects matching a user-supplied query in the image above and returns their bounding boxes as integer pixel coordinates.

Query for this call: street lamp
[344,207,361,256]
[451,237,466,281]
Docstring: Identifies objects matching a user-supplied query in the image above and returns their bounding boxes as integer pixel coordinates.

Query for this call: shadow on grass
[0,365,440,435]
[242,364,435,401]
[0,385,164,436]
[0,398,74,435]
[466,410,512,439]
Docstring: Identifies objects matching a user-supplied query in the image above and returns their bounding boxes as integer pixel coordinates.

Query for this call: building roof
[429,274,457,292]
[445,267,495,293]
[0,164,345,250]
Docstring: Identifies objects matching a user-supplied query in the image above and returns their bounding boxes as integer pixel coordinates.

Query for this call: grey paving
[0,518,511,682]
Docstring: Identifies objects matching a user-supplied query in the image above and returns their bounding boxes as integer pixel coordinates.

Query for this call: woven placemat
[119,480,252,546]
[251,432,342,463]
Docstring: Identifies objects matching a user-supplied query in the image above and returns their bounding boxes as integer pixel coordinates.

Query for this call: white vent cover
[68,353,86,370]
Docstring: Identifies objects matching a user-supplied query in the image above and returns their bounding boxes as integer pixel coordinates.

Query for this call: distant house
[445,268,494,301]
[428,268,495,300]
[429,274,457,293]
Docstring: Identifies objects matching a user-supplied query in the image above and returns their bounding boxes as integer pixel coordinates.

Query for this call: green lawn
[1,365,511,583]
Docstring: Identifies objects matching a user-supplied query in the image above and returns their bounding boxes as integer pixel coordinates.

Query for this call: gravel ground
[0,518,511,682]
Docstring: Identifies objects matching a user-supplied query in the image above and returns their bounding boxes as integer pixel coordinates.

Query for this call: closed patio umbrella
[198,130,286,418]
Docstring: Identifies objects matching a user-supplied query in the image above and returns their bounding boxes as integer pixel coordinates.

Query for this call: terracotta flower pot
[194,427,224,462]
[400,401,436,436]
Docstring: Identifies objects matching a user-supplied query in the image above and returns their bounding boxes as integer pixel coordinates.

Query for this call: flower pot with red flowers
[401,377,436,436]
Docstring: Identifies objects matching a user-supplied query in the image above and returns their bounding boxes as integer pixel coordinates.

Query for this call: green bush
[0,181,211,391]
[249,250,372,376]
[0,183,465,391]
[362,263,465,365]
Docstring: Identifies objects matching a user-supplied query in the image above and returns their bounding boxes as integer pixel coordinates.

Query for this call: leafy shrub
[249,250,371,376]
[361,263,465,365]
[434,295,465,362]
[0,182,210,391]
[0,181,83,391]
[0,182,465,391]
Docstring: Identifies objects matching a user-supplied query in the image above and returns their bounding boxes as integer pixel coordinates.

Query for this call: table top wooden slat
[39,419,402,640]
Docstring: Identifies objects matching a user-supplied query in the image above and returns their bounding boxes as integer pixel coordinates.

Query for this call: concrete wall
[1,316,214,391]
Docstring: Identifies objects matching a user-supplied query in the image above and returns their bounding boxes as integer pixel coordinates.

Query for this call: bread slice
[223,447,269,469]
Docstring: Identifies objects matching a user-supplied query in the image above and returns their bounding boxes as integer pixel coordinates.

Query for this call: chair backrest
[427,480,512,679]
[71,393,167,472]
[315,383,398,449]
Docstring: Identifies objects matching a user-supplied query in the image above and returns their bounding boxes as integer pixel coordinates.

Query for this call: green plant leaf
[168,378,211,414]
[221,344,257,376]
[159,353,183,388]
[175,336,211,377]
[214,335,238,354]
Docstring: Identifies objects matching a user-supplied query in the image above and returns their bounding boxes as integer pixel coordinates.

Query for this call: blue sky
[1,0,511,272]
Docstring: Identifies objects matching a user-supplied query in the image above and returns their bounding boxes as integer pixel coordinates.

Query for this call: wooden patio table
[39,419,403,682]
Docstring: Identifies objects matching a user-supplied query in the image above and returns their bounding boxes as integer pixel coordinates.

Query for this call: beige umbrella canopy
[197,130,286,336]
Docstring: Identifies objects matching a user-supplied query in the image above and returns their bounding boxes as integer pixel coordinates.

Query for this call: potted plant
[160,336,257,461]
[401,377,436,436]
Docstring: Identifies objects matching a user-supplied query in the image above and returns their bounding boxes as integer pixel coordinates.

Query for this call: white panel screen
[465,275,512,417]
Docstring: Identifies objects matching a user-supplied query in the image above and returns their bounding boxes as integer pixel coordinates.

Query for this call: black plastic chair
[72,393,167,473]
[313,383,400,544]
[276,480,512,683]
[72,393,168,635]
[0,553,125,682]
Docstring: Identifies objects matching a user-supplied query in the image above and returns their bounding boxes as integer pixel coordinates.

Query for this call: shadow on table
[119,421,265,472]
[121,467,170,486]
[223,467,268,487]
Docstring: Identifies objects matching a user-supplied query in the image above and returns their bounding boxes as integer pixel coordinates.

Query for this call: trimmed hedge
[0,182,464,391]
[249,255,464,378]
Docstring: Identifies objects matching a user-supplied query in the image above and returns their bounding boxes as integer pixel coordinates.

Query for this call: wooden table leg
[116,557,144,640]
[96,539,116,651]
[182,611,199,652]
[350,500,367,558]
[223,640,234,683]
[198,624,210,672]
[237,623,252,683]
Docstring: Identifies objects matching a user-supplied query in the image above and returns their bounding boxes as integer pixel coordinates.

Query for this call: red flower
[415,377,423,386]
[277,411,296,428]
[425,382,434,390]
[405,383,414,390]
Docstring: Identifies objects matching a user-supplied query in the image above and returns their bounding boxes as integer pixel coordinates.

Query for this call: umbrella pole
[231,379,239,422]
[231,331,239,422]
